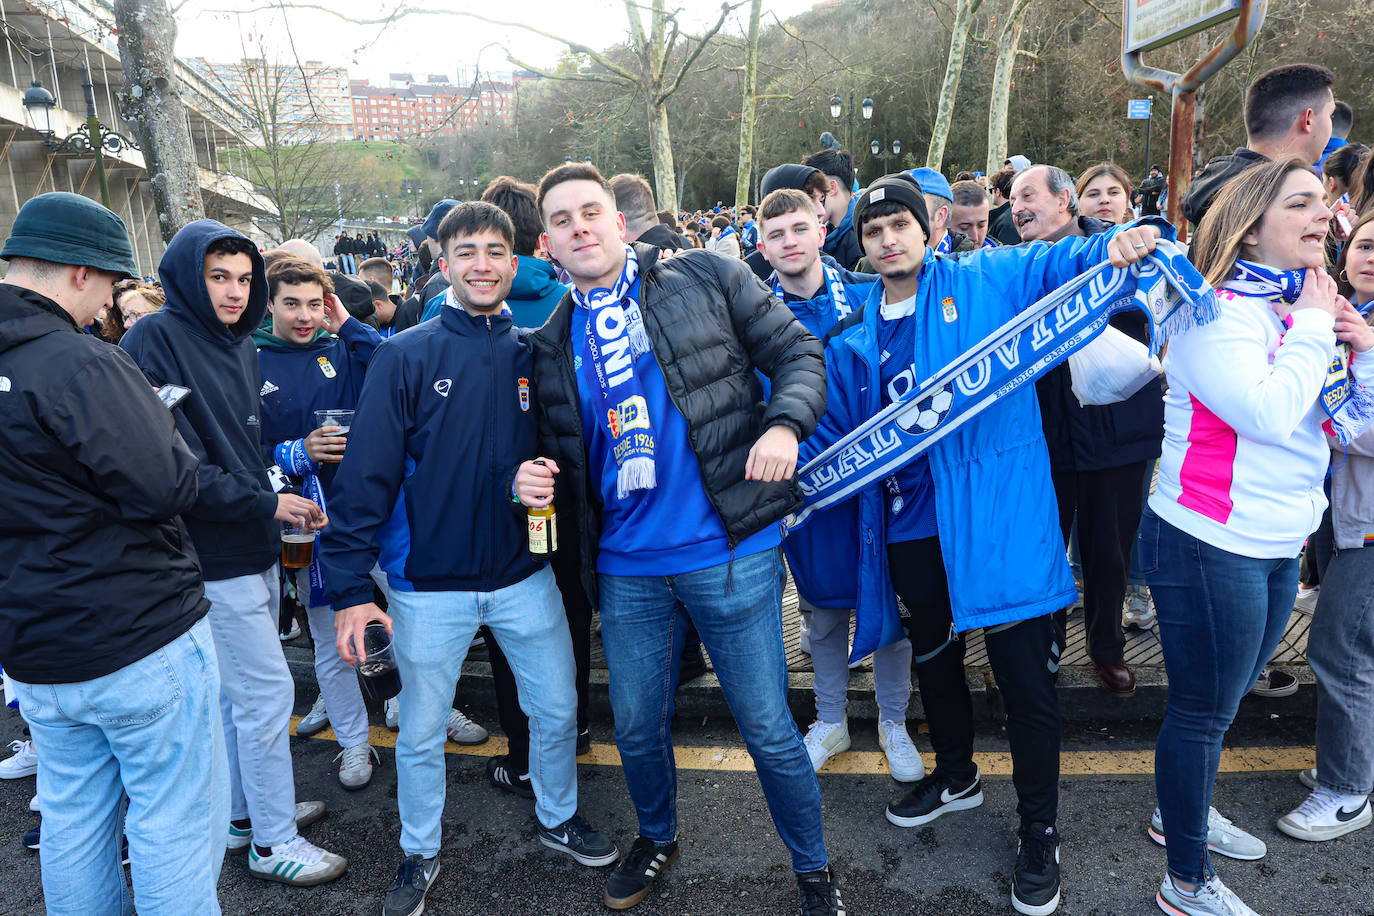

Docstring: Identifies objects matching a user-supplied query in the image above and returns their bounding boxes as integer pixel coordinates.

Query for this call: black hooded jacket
[1180,147,1269,228]
[0,284,209,683]
[121,220,279,581]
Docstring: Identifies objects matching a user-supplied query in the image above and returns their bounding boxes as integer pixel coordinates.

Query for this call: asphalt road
[1,706,1370,916]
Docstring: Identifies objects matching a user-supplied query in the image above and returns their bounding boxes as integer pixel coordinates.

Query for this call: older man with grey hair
[1009,164,1085,243]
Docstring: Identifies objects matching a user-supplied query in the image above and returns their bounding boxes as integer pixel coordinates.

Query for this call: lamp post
[828,91,873,158]
[870,137,902,178]
[21,64,139,209]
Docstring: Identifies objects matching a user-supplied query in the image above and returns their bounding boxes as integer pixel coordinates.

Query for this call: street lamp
[828,91,874,158]
[21,65,139,208]
[870,136,903,177]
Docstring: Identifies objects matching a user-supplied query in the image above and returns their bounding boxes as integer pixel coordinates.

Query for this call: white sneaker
[226,800,327,851]
[1156,873,1259,916]
[1123,585,1157,629]
[0,739,37,779]
[1149,807,1266,860]
[802,719,850,772]
[445,708,489,745]
[798,615,812,655]
[1299,768,1318,790]
[249,834,347,886]
[335,743,378,790]
[1277,787,1371,841]
[877,720,925,783]
[28,795,39,812]
[1293,585,1320,617]
[384,696,400,731]
[296,694,330,737]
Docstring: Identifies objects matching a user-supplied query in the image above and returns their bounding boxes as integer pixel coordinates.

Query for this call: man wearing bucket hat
[0,192,229,913]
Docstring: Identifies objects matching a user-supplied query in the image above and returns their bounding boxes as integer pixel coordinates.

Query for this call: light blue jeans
[12,617,228,916]
[599,548,828,873]
[389,565,577,856]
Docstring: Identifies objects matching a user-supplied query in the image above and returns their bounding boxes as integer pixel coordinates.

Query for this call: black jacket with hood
[527,243,825,608]
[120,220,279,581]
[0,284,209,683]
[1180,147,1269,228]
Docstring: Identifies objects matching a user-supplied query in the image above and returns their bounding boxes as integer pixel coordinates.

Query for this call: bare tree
[112,0,204,240]
[926,0,986,170]
[985,0,1036,176]
[733,0,763,209]
[196,49,384,244]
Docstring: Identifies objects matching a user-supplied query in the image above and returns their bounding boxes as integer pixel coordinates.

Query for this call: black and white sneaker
[382,853,440,916]
[884,768,984,827]
[603,835,678,910]
[797,868,847,915]
[486,754,534,800]
[1012,823,1061,915]
[536,813,619,866]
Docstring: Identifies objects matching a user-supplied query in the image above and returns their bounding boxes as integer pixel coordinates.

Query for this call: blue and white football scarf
[935,234,953,255]
[770,263,853,321]
[276,439,329,605]
[574,245,659,499]
[1224,260,1374,445]
[788,240,1215,529]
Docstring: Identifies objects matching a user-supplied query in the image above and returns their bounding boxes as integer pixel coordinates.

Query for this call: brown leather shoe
[1095,662,1136,696]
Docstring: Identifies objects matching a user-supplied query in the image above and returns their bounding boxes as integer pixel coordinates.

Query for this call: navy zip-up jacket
[319,305,542,609]
[120,220,277,581]
[255,318,383,492]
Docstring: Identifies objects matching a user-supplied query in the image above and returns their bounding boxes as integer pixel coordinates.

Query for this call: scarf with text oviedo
[1225,260,1374,446]
[575,245,659,499]
[789,239,1217,529]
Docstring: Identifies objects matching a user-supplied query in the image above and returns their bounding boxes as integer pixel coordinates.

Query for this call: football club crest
[517,377,531,411]
[316,357,337,378]
[941,297,958,323]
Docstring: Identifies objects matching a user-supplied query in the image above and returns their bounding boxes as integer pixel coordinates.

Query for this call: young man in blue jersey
[755,188,922,783]
[803,175,1167,915]
[321,202,617,916]
[254,257,382,790]
[514,164,842,915]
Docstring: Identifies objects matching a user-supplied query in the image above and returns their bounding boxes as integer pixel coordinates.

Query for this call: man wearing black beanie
[800,174,1170,916]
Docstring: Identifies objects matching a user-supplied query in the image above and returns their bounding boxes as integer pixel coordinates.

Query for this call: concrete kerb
[282,644,1316,727]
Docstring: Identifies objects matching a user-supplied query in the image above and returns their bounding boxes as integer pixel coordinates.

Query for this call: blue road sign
[1128,99,1153,119]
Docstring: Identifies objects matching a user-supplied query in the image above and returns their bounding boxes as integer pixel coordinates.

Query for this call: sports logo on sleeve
[316,357,337,379]
[433,378,452,398]
[517,377,530,411]
[941,297,958,323]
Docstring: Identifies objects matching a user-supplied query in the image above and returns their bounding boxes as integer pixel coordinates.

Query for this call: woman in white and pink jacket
[1141,158,1374,916]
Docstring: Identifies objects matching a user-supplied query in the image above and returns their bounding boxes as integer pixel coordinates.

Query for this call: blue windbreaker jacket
[319,305,542,609]
[802,221,1175,657]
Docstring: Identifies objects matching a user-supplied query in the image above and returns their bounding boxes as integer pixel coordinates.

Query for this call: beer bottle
[527,459,558,556]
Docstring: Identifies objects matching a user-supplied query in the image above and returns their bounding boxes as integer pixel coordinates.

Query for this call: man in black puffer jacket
[512,164,842,916]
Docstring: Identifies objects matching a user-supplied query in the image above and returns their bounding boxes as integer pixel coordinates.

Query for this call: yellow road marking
[291,716,1314,777]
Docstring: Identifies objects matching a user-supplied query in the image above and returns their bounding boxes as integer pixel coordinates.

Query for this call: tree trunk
[112,0,204,241]
[647,98,678,214]
[985,0,1034,177]
[734,0,763,209]
[926,0,984,170]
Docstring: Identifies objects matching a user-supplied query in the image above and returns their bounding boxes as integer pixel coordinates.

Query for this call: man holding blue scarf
[514,164,841,915]
[801,174,1171,916]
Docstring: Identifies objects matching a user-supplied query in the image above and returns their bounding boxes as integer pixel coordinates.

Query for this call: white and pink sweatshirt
[1150,289,1367,558]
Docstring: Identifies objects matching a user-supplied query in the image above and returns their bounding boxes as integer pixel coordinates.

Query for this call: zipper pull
[486,315,492,330]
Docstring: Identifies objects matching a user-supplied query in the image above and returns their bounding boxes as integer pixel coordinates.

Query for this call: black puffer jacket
[1033,216,1164,472]
[527,244,825,607]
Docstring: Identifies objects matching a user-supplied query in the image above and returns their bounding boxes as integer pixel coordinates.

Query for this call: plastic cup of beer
[281,522,314,569]
[356,622,402,702]
[314,409,354,463]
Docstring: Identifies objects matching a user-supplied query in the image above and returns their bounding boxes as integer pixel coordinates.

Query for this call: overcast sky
[174,0,820,86]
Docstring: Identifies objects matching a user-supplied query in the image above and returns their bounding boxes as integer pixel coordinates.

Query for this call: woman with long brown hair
[1075,163,1134,225]
[1143,158,1374,916]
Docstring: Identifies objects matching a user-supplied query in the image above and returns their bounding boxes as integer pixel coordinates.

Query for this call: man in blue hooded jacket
[800,176,1170,916]
[120,221,345,887]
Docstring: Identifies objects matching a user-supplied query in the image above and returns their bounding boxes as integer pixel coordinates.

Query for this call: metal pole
[81,65,111,208]
[1143,98,1152,178]
[847,90,854,152]
[1166,88,1196,234]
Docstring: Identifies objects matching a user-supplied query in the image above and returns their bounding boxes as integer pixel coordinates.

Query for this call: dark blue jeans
[598,547,827,873]
[1139,508,1296,883]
